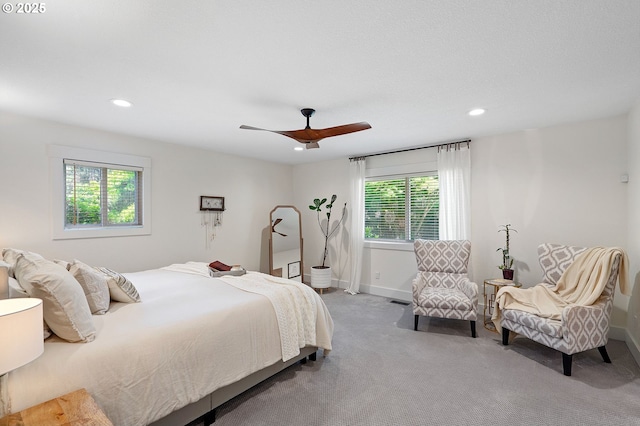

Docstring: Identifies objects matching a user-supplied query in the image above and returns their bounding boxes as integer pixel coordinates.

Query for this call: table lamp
[0,298,44,376]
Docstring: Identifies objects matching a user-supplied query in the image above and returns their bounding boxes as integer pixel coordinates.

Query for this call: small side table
[0,388,113,426]
[483,278,522,332]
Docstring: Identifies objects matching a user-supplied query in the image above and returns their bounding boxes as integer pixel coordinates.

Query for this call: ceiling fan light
[111,99,133,108]
[468,108,485,116]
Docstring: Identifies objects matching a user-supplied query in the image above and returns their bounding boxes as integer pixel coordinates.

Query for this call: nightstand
[483,278,522,332]
[0,388,112,426]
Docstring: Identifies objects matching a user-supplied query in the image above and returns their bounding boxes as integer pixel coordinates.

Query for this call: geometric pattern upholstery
[501,243,621,375]
[412,240,477,336]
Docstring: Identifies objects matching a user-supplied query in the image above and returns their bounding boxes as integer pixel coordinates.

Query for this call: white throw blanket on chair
[492,247,628,330]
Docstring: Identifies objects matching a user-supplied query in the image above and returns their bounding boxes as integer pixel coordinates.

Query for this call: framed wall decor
[288,261,301,279]
[200,196,225,211]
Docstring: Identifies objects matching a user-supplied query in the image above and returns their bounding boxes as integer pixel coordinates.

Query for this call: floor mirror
[269,205,303,282]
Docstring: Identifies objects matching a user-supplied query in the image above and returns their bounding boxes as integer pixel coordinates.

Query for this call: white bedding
[6,266,334,426]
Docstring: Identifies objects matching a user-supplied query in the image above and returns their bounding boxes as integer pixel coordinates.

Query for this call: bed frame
[150,347,318,426]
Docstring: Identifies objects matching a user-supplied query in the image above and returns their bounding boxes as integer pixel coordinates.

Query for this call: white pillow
[7,277,51,339]
[8,276,28,298]
[68,259,111,315]
[94,267,141,303]
[2,248,44,279]
[14,254,96,343]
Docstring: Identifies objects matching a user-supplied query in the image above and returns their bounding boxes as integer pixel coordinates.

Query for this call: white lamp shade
[0,298,44,375]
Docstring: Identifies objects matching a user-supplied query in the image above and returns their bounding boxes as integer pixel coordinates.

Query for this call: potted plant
[308,194,346,290]
[497,224,517,280]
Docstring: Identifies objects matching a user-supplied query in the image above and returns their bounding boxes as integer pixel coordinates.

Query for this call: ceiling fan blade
[315,122,371,139]
[240,125,312,143]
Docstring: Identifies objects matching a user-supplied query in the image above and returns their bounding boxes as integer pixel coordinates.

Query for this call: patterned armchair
[412,240,478,337]
[500,243,622,376]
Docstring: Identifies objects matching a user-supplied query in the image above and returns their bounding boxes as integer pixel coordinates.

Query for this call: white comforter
[6,266,334,426]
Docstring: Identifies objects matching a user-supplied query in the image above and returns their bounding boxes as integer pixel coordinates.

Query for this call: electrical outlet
[375,271,380,279]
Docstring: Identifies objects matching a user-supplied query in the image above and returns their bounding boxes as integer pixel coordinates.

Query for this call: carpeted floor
[196,290,640,425]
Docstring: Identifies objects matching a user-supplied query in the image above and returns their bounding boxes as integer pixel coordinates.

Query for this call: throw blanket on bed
[161,263,332,362]
[218,272,323,362]
[492,247,628,329]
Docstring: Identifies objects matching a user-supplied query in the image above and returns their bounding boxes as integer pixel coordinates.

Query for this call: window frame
[49,145,151,240]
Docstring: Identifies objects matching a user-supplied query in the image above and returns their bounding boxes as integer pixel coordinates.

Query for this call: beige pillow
[95,267,141,303]
[14,254,96,343]
[68,260,111,315]
[2,248,44,280]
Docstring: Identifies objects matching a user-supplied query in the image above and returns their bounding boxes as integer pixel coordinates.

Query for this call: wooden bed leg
[309,351,317,361]
[203,408,216,425]
[414,315,419,331]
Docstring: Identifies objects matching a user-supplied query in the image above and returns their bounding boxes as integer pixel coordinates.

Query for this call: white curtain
[437,143,471,240]
[345,157,366,295]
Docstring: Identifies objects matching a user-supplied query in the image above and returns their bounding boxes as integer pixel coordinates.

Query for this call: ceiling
[1,1,639,165]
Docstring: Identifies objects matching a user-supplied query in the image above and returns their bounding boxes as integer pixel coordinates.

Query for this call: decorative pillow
[8,276,29,298]
[2,248,44,279]
[68,260,111,315]
[94,267,141,303]
[14,254,96,343]
[7,276,52,339]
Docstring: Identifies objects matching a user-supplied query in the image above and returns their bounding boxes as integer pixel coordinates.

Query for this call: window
[49,145,151,240]
[364,174,439,241]
[64,160,142,229]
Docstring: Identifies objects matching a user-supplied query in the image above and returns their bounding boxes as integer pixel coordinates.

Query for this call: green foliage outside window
[364,175,439,241]
[65,163,140,228]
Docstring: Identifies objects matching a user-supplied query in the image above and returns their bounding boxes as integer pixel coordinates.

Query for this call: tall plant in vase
[308,194,346,290]
[497,224,517,280]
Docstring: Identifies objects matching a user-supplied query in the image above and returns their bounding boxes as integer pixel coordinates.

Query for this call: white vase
[311,266,332,289]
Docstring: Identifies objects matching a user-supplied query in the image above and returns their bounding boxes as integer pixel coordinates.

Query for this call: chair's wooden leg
[598,346,612,363]
[414,315,419,331]
[562,353,573,376]
[501,326,510,345]
[470,320,476,338]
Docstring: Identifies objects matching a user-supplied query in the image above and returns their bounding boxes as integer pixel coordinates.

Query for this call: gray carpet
[205,290,640,425]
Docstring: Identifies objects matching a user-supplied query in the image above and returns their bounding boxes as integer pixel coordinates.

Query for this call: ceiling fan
[240,108,371,149]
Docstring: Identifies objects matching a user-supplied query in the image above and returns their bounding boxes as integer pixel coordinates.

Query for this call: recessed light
[468,108,485,116]
[294,146,304,151]
[111,99,133,108]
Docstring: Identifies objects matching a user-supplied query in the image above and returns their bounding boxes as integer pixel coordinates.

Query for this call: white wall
[0,112,293,272]
[292,158,351,283]
[471,115,629,328]
[627,100,640,354]
[293,114,631,329]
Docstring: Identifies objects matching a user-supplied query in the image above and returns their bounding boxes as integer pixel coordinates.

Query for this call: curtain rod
[349,139,470,160]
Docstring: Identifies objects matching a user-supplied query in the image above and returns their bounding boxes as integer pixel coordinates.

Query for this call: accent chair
[500,243,622,376]
[412,239,477,337]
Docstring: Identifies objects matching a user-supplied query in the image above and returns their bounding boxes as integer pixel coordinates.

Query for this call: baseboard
[625,329,640,368]
[608,325,627,341]
[358,283,412,302]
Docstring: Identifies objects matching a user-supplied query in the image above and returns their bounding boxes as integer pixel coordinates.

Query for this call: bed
[0,254,333,426]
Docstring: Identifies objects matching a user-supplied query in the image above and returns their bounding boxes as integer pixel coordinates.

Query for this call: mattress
[5,266,333,426]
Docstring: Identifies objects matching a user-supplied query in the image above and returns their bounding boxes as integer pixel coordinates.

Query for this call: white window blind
[364,173,439,241]
[64,159,143,229]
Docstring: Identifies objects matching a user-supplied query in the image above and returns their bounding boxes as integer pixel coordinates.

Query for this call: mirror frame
[269,205,303,281]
